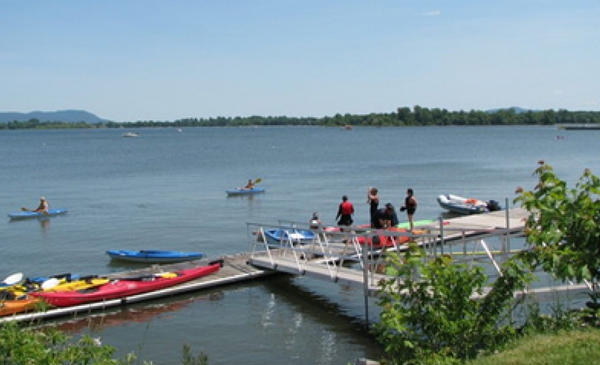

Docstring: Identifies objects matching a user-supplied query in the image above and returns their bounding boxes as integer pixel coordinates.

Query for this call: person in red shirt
[336,195,354,228]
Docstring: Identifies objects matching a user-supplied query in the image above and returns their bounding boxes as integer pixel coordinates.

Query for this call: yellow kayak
[43,277,110,292]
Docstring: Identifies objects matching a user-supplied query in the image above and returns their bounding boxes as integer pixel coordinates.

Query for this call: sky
[1,1,599,122]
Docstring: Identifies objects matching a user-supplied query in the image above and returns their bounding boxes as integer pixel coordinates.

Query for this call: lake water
[0,126,596,364]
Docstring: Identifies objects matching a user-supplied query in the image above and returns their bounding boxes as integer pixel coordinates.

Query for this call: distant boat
[558,124,600,130]
[342,125,353,130]
[122,132,139,138]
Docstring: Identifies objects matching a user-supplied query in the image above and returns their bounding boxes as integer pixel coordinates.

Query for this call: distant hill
[0,110,109,124]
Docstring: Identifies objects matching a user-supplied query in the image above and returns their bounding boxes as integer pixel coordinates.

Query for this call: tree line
[2,106,600,130]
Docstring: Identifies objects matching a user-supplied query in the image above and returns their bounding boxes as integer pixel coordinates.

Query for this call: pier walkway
[247,208,589,300]
[1,208,590,324]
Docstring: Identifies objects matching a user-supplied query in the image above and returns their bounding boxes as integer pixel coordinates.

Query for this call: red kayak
[357,227,410,247]
[32,261,222,307]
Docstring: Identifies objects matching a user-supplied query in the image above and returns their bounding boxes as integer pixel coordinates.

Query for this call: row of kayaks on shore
[0,260,223,316]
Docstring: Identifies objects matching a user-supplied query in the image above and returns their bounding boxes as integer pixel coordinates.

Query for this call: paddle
[254,178,262,184]
[2,272,24,286]
[108,272,179,282]
[20,207,50,216]
[41,278,61,290]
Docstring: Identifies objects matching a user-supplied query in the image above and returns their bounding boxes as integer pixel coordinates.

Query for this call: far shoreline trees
[1,106,599,130]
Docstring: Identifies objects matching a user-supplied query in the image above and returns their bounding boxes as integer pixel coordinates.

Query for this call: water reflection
[44,291,225,334]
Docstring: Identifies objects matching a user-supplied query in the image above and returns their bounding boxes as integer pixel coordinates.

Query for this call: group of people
[333,187,418,231]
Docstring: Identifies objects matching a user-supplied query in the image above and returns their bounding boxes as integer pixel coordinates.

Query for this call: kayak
[32,261,222,307]
[226,187,265,196]
[8,208,68,220]
[42,277,110,292]
[395,219,436,229]
[0,296,40,316]
[263,229,316,245]
[106,250,205,264]
[357,227,411,247]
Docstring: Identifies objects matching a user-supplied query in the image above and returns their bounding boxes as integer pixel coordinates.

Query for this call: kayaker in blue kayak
[243,179,255,190]
[24,197,49,213]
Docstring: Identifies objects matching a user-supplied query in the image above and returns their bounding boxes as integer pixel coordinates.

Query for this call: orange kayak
[0,296,40,316]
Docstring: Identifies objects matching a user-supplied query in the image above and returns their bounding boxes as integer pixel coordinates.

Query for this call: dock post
[504,197,511,254]
[362,241,369,328]
[439,217,445,255]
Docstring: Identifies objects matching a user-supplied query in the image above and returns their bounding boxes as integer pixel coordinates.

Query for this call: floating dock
[1,208,590,324]
[0,254,274,323]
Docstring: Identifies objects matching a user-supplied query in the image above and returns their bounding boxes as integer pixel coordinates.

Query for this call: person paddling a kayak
[244,179,255,190]
[33,197,49,213]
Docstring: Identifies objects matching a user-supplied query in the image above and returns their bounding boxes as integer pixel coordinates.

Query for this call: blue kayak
[263,229,316,246]
[8,208,68,220]
[226,187,265,196]
[106,250,205,264]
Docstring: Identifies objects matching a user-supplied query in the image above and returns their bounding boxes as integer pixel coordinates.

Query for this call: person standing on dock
[367,187,379,228]
[336,195,354,229]
[400,188,417,231]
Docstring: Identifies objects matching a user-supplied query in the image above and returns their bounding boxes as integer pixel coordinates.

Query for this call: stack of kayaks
[0,260,223,315]
[31,261,222,307]
[0,272,39,316]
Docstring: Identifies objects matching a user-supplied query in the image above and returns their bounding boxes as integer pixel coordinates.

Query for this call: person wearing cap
[335,195,354,228]
[33,197,49,213]
[374,203,396,229]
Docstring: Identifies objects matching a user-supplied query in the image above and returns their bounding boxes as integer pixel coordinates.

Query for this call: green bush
[373,244,532,364]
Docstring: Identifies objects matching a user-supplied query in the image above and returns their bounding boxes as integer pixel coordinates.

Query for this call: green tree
[373,244,531,364]
[514,161,600,284]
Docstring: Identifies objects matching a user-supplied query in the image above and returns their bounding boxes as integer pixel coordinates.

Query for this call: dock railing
[246,218,526,293]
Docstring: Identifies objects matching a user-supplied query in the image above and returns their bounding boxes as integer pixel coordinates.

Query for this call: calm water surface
[0,126,597,364]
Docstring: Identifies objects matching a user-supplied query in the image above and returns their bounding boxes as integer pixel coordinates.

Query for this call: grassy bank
[468,328,600,365]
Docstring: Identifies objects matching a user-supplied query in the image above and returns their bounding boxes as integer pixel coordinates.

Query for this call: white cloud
[422,10,441,16]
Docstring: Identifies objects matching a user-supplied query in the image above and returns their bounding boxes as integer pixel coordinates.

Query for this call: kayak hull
[32,262,222,307]
[226,188,265,196]
[263,229,316,245]
[8,208,68,220]
[106,250,205,264]
[0,296,40,316]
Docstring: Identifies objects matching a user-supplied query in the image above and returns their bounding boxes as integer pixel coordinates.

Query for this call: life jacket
[340,201,354,215]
